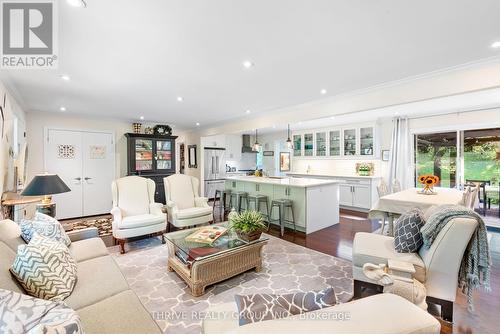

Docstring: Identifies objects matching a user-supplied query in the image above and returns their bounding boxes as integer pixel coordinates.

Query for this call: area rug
[109,234,353,334]
[63,217,112,237]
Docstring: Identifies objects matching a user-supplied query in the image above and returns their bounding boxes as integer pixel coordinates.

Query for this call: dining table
[369,187,465,236]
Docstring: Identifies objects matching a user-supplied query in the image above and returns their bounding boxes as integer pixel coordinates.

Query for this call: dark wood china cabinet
[125,133,178,203]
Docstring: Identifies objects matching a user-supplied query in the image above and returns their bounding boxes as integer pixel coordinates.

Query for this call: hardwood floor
[72,208,498,333]
[262,209,499,334]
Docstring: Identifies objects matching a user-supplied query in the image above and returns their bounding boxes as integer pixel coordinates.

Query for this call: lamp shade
[21,174,71,196]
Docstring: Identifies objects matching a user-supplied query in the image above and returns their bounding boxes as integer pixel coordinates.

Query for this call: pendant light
[253,129,261,152]
[285,124,294,149]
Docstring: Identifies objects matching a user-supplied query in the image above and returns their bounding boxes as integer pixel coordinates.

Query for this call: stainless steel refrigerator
[204,147,226,199]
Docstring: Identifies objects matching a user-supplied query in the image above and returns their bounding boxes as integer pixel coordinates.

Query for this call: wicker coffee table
[164,223,268,296]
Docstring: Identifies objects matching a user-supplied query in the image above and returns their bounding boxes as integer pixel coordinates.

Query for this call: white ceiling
[2,0,500,130]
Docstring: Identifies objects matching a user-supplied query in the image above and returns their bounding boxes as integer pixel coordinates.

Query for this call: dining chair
[376,180,390,235]
[462,184,479,210]
[465,179,490,216]
[392,179,402,193]
[377,180,390,197]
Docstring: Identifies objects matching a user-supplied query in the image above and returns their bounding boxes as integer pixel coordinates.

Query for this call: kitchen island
[225,176,340,234]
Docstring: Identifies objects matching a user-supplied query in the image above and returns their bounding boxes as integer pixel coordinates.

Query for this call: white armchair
[111,176,166,254]
[164,174,213,230]
[352,215,478,322]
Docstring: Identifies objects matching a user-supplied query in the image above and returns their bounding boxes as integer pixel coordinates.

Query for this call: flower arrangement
[228,210,267,242]
[418,174,440,194]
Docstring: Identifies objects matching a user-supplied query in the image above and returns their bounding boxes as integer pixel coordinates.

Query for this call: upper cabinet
[293,134,302,157]
[292,123,378,159]
[125,133,178,175]
[360,127,374,156]
[343,128,357,156]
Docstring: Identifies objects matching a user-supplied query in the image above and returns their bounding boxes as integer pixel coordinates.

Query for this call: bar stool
[231,191,249,213]
[270,199,296,237]
[213,189,232,220]
[247,194,270,222]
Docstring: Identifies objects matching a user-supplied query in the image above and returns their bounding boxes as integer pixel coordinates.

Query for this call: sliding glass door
[415,132,457,188]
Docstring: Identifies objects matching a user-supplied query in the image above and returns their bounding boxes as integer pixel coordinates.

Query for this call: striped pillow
[19,212,71,247]
[10,234,77,301]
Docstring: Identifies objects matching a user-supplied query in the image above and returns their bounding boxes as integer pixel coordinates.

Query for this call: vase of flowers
[229,210,267,242]
[418,175,439,194]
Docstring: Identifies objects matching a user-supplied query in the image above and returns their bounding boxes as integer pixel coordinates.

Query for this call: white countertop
[286,172,382,179]
[226,175,340,188]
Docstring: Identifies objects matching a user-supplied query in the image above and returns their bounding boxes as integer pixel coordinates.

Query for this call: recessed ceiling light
[491,41,500,49]
[320,89,327,95]
[140,116,144,120]
[330,116,336,120]
[177,96,183,102]
[66,0,87,8]
[60,75,70,81]
[242,60,254,69]
[395,111,400,116]
[60,107,67,112]
[245,110,251,114]
[272,124,276,129]
[196,122,200,126]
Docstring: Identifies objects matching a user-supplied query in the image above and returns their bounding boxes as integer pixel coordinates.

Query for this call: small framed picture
[382,150,390,161]
[280,152,291,172]
[263,151,274,156]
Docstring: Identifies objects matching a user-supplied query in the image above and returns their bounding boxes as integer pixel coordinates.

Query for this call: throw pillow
[19,212,71,247]
[393,208,425,253]
[0,288,84,334]
[234,287,336,326]
[10,234,77,301]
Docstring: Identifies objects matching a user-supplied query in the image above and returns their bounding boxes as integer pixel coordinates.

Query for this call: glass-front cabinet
[293,134,302,156]
[316,132,326,156]
[134,139,154,171]
[343,129,357,156]
[291,124,376,159]
[125,133,178,204]
[304,133,314,156]
[156,140,173,170]
[329,130,341,156]
[360,127,374,156]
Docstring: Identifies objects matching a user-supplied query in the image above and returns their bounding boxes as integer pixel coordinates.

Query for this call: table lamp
[21,173,71,217]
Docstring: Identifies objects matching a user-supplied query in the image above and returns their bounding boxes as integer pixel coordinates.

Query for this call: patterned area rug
[109,234,353,334]
[63,218,112,237]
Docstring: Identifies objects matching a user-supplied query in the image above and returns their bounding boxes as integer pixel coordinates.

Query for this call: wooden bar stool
[270,199,296,236]
[213,189,232,220]
[247,194,270,222]
[231,191,249,213]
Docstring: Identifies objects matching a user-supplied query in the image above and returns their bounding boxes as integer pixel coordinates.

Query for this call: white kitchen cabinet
[291,122,379,159]
[287,173,381,212]
[225,134,242,161]
[339,184,354,207]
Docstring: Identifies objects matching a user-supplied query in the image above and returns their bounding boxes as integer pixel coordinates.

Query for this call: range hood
[241,134,256,153]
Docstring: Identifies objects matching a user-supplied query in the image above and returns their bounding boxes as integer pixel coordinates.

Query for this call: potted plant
[229,210,267,242]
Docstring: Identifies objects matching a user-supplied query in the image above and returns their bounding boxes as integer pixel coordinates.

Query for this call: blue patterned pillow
[19,212,71,247]
[393,208,425,253]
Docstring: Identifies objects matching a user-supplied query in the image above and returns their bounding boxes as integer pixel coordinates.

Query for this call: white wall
[25,112,188,182]
[0,80,26,196]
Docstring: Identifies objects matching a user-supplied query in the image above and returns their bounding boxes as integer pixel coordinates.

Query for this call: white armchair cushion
[176,207,213,220]
[165,175,195,209]
[114,177,151,216]
[120,214,165,229]
[353,232,426,282]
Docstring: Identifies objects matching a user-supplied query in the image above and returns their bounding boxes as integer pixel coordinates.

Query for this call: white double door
[44,129,115,219]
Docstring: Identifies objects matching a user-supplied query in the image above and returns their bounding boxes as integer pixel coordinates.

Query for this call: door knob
[84,177,92,180]
[74,177,81,181]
